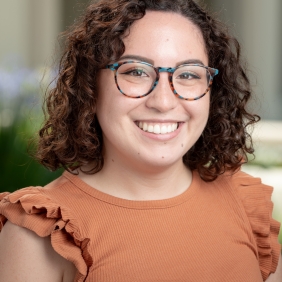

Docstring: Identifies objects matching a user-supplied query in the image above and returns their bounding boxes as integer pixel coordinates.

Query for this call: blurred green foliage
[0,121,62,192]
[0,63,62,192]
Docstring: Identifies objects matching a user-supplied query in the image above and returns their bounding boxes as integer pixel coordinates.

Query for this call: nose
[145,73,178,113]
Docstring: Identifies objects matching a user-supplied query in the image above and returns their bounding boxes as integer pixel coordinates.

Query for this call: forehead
[122,11,208,66]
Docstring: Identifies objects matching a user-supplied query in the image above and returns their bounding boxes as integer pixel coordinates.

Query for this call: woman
[0,0,281,281]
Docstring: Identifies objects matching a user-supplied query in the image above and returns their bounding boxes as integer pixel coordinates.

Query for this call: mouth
[137,121,179,134]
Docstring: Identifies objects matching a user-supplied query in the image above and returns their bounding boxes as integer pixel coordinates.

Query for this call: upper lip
[135,119,183,123]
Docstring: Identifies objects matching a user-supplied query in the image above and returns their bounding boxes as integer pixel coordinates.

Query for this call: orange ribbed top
[0,169,280,281]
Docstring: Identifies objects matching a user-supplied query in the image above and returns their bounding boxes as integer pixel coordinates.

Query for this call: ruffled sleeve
[0,188,92,282]
[232,171,281,281]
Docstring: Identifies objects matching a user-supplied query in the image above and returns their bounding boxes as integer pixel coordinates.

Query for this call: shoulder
[212,168,275,203]
[214,168,264,189]
[217,168,281,281]
[266,254,282,282]
[0,172,79,237]
[0,171,84,219]
[0,221,76,282]
[0,171,93,281]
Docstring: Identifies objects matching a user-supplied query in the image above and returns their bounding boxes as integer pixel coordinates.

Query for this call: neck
[79,155,192,201]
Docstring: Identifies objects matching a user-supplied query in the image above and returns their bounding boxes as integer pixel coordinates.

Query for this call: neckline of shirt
[62,170,201,209]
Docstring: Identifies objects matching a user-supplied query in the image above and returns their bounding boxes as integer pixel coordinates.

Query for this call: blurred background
[0,0,281,243]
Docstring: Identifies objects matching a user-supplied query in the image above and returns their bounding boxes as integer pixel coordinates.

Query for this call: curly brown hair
[36,0,259,181]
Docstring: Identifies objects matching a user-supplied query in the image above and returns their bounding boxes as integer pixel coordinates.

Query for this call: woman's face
[96,11,209,172]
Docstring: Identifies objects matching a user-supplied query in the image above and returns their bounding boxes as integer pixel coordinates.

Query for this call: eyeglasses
[104,61,219,100]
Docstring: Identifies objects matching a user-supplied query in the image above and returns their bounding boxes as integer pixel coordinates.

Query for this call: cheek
[96,97,116,127]
[201,100,210,121]
[96,90,130,131]
[184,95,210,122]
[96,74,118,119]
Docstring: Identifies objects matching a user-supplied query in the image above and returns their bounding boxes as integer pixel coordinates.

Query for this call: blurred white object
[252,120,282,145]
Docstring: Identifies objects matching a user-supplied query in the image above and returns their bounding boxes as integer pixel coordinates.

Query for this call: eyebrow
[118,55,154,65]
[178,59,205,66]
[118,55,206,67]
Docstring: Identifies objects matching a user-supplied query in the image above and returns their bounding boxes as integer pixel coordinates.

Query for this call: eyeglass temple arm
[210,68,219,77]
[105,63,119,71]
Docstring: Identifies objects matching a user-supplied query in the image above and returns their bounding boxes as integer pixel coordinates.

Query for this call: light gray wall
[0,0,63,68]
[207,0,282,120]
[0,1,29,66]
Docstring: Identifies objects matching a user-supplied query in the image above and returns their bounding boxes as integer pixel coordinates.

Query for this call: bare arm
[0,221,76,282]
[265,254,282,282]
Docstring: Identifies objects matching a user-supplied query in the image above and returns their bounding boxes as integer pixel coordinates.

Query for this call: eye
[177,72,200,80]
[121,68,149,77]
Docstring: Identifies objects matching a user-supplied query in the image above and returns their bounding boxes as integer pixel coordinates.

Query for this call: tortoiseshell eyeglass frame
[104,60,219,101]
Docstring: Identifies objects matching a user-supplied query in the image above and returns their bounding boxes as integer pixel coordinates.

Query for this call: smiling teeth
[138,122,178,134]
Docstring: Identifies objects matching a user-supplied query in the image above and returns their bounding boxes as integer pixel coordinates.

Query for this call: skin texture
[80,11,209,200]
[0,221,76,282]
[266,254,282,282]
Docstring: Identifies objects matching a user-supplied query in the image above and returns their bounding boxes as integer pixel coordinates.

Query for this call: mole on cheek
[112,159,114,162]
[181,144,184,147]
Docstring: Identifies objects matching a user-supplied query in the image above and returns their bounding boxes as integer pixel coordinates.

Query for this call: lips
[138,121,178,134]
